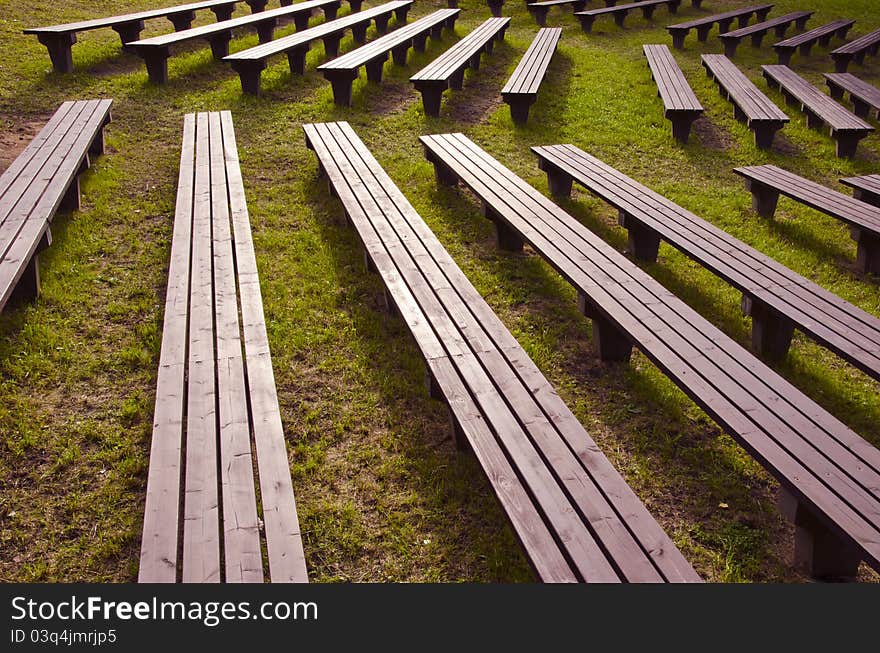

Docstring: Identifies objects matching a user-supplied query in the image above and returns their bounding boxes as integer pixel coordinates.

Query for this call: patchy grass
[0,0,878,582]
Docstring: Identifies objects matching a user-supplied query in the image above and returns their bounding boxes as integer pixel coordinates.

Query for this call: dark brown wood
[575,0,681,33]
[667,4,774,50]
[720,11,813,58]
[502,28,561,125]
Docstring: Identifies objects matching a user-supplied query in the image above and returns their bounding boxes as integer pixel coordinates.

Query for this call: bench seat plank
[305,121,700,583]
[501,27,562,124]
[129,0,346,84]
[840,174,880,208]
[422,132,880,580]
[575,0,682,34]
[762,64,874,159]
[824,73,880,120]
[734,164,880,275]
[719,11,813,58]
[773,19,854,65]
[643,44,703,143]
[138,111,307,583]
[0,99,112,312]
[410,17,510,117]
[318,8,459,106]
[531,144,880,380]
[225,0,412,95]
[831,28,880,72]
[701,54,788,149]
[667,4,774,49]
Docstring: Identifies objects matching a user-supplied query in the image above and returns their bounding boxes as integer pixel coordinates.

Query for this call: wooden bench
[487,0,505,17]
[840,174,880,208]
[501,27,562,124]
[701,54,788,149]
[762,64,873,159]
[410,17,510,117]
[139,111,307,583]
[526,0,587,28]
[22,0,275,73]
[225,0,411,95]
[303,120,700,583]
[531,144,880,381]
[824,73,880,120]
[128,0,345,84]
[719,11,813,58]
[318,8,459,106]
[667,4,774,50]
[575,0,682,34]
[643,44,703,143]
[422,132,880,580]
[0,99,112,313]
[773,19,855,65]
[831,28,880,73]
[734,164,880,276]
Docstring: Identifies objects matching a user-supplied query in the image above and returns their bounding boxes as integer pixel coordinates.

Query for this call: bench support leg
[851,227,880,275]
[256,19,277,43]
[349,0,364,11]
[212,4,236,21]
[746,180,779,219]
[425,369,444,401]
[578,16,596,33]
[375,14,391,35]
[579,294,632,362]
[778,490,862,580]
[326,72,357,106]
[723,40,739,58]
[391,44,409,66]
[852,188,880,208]
[427,156,459,187]
[233,61,267,96]
[208,33,232,59]
[752,122,784,150]
[60,177,81,213]
[323,35,342,58]
[671,32,686,50]
[90,128,105,156]
[850,97,871,119]
[287,46,309,75]
[669,113,699,144]
[485,205,523,252]
[619,212,661,262]
[415,82,445,117]
[112,20,145,45]
[776,48,793,66]
[10,229,51,305]
[537,159,573,198]
[246,0,269,11]
[504,96,535,125]
[168,10,196,31]
[742,295,795,360]
[531,8,549,27]
[487,0,503,17]
[835,133,863,159]
[293,13,311,31]
[37,33,77,73]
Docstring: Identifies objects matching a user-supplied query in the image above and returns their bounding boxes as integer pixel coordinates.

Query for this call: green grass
[0,0,878,582]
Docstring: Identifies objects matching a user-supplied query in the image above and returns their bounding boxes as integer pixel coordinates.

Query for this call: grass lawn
[0,0,878,583]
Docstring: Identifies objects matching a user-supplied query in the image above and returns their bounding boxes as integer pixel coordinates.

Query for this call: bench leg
[414,33,429,52]
[60,176,81,213]
[753,121,784,150]
[671,31,686,50]
[756,7,772,20]
[537,159,573,198]
[826,81,844,100]
[776,48,793,66]
[449,68,465,90]
[613,11,628,28]
[208,33,232,59]
[425,369,444,401]
[415,82,446,117]
[778,490,862,580]
[352,24,368,43]
[142,49,170,84]
[324,2,339,20]
[578,16,596,33]
[294,13,311,31]
[349,0,364,11]
[742,295,794,360]
[212,4,235,21]
[850,97,871,119]
[469,52,482,71]
[487,0,504,17]
[485,205,523,252]
[168,10,196,31]
[327,72,357,106]
[751,32,766,48]
[852,188,880,208]
[669,112,699,144]
[10,229,51,305]
[746,180,779,219]
[364,57,385,82]
[246,0,268,11]
[723,39,739,58]
[579,294,633,363]
[233,61,267,95]
[287,46,310,75]
[375,14,391,35]
[641,6,656,20]
[256,19,277,44]
[37,33,77,73]
[835,132,863,159]
[531,7,549,27]
[394,6,410,24]
[112,20,145,45]
[851,227,880,275]
[89,125,106,156]
[832,54,851,73]
[382,287,400,318]
[619,211,661,262]
[323,34,342,58]
[425,151,459,187]
[505,96,535,125]
[391,43,409,66]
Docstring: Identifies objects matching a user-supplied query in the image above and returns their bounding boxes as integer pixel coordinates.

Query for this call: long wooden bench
[23,0,273,73]
[225,0,411,95]
[318,8,459,106]
[575,0,682,34]
[139,111,307,583]
[761,64,874,159]
[701,54,788,149]
[643,44,703,143]
[667,4,774,50]
[0,99,112,313]
[526,0,587,28]
[719,11,813,58]
[303,120,700,583]
[734,164,880,276]
[501,27,562,125]
[128,0,344,84]
[772,19,855,65]
[840,174,880,208]
[531,144,880,381]
[831,28,880,73]
[410,17,510,118]
[421,132,880,580]
[824,73,880,120]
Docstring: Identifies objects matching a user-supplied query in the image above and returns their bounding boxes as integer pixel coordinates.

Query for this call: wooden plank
[410,17,509,81]
[222,111,308,583]
[138,113,197,583]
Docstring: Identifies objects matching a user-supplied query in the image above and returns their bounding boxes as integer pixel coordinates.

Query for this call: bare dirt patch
[367,82,418,116]
[692,116,734,152]
[0,115,48,173]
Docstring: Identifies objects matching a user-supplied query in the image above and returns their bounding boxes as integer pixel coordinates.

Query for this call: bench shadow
[292,168,535,581]
[510,50,574,130]
[440,40,517,125]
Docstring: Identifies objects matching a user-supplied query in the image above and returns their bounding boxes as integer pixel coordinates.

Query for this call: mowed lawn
[0,0,878,582]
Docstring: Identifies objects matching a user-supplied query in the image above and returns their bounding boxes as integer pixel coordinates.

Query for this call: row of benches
[643,44,875,158]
